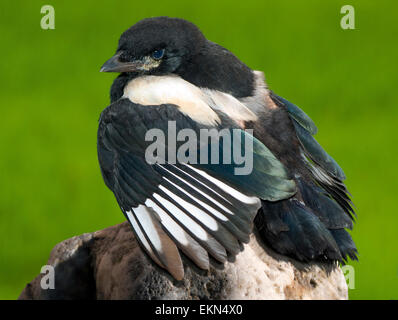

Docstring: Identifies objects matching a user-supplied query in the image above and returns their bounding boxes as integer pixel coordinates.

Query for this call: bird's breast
[122,75,259,128]
[122,75,221,126]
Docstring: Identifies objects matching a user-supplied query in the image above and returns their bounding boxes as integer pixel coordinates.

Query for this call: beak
[100,52,144,73]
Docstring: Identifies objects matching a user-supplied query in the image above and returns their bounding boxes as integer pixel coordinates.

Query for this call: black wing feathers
[98,98,284,278]
[255,93,358,263]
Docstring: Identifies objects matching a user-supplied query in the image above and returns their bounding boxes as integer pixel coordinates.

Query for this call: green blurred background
[0,0,397,299]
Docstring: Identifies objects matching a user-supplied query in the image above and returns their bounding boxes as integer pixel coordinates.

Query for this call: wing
[262,92,358,262]
[97,98,296,279]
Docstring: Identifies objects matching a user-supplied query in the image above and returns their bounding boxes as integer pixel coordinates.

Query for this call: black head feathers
[103,16,254,100]
[118,17,206,62]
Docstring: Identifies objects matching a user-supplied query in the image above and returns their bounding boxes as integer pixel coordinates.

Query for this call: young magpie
[98,17,357,280]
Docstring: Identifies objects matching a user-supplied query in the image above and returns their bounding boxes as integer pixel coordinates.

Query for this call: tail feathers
[255,179,358,263]
[297,178,354,230]
[330,229,358,262]
[297,177,358,261]
[255,199,342,262]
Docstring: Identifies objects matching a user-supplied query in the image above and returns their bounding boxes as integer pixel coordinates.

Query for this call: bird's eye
[152,49,165,60]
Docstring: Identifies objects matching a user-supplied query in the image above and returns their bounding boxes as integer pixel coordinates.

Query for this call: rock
[19,222,348,300]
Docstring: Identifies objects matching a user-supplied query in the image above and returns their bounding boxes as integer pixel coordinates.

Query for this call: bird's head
[100,17,206,76]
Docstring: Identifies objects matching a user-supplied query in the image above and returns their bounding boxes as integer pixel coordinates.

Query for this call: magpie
[98,17,357,280]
